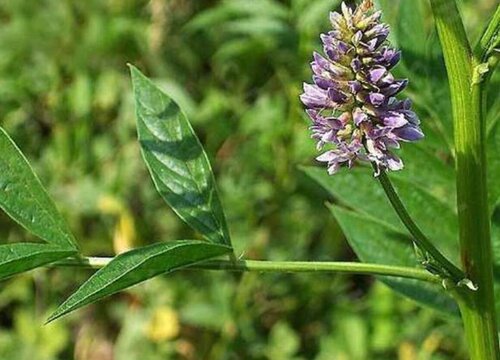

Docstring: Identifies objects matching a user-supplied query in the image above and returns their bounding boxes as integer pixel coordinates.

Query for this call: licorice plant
[0,0,498,358]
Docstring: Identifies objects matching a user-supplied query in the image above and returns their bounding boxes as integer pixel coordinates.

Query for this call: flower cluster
[300,0,423,175]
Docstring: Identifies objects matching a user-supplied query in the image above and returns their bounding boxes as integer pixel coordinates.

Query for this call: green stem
[53,257,439,283]
[377,171,465,283]
[430,0,499,359]
[475,4,500,62]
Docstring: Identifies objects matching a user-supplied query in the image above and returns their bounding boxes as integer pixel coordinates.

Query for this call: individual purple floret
[300,0,424,175]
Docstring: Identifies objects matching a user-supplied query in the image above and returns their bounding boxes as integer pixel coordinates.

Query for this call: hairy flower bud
[300,0,424,175]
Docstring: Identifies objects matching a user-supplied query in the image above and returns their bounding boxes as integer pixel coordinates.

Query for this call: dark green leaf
[397,0,427,62]
[374,1,401,44]
[486,74,500,133]
[223,0,288,19]
[378,0,454,151]
[489,207,500,322]
[492,207,500,266]
[222,18,289,37]
[329,205,457,314]
[0,127,77,250]
[186,0,288,32]
[392,144,456,208]
[0,243,75,280]
[302,166,459,262]
[295,0,342,34]
[488,121,500,211]
[130,66,231,246]
[48,240,232,322]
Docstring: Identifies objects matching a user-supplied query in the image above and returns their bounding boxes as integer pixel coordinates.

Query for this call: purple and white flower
[300,0,424,175]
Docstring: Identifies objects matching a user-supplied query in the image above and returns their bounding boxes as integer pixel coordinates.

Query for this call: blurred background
[0,0,497,359]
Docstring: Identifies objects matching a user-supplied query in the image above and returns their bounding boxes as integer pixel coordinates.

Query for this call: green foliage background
[0,0,497,359]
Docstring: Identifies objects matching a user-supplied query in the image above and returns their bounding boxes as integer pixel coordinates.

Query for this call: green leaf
[492,207,500,266]
[329,205,457,314]
[302,166,459,263]
[0,243,75,280]
[397,0,427,62]
[295,0,342,34]
[488,121,500,211]
[0,127,77,250]
[48,240,232,322]
[374,0,401,45]
[264,321,301,360]
[130,66,231,246]
[393,145,456,208]
[492,208,500,321]
[222,0,288,19]
[302,163,460,312]
[186,0,288,32]
[222,18,289,38]
[378,0,455,151]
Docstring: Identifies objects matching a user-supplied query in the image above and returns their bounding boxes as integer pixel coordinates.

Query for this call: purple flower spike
[300,0,424,175]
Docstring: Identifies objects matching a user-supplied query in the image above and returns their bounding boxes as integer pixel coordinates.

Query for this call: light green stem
[475,4,500,62]
[430,0,499,358]
[377,171,465,283]
[53,257,439,283]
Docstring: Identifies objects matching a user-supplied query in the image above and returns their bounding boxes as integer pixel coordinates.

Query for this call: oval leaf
[0,127,77,250]
[47,240,231,322]
[130,66,231,246]
[0,243,75,280]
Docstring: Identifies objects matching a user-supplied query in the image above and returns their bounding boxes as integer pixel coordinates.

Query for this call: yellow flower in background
[145,307,180,343]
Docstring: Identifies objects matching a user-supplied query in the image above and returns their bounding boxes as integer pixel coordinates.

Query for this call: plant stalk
[377,171,465,283]
[52,257,439,283]
[475,4,500,62]
[430,0,499,358]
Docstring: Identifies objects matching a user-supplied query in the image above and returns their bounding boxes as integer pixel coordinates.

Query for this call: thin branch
[475,5,500,63]
[376,170,466,284]
[52,257,440,283]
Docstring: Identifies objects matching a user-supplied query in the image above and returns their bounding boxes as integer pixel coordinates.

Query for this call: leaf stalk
[53,257,440,283]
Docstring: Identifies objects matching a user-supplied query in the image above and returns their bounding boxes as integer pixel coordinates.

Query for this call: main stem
[430,0,499,358]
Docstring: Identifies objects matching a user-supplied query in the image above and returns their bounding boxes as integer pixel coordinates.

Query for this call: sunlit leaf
[130,66,231,246]
[0,127,77,250]
[48,240,232,322]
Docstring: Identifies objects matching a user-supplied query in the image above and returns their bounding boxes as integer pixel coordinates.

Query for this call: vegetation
[0,0,498,359]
